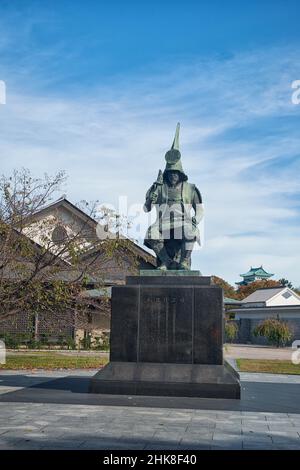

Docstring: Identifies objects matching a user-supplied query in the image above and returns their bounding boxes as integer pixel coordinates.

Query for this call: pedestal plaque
[90,274,241,399]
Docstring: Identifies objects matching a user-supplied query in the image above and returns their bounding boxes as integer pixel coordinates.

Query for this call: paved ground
[1,369,300,450]
[225,344,294,360]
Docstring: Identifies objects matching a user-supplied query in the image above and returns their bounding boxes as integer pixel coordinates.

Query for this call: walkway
[0,369,300,449]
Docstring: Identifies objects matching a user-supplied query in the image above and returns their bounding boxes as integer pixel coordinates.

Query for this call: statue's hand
[150,192,158,203]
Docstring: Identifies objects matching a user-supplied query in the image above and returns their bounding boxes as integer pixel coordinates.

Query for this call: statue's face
[167,171,180,186]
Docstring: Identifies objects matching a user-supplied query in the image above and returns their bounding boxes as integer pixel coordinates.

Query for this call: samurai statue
[143,123,204,270]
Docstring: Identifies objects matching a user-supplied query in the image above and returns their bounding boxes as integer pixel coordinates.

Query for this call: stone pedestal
[90,274,240,399]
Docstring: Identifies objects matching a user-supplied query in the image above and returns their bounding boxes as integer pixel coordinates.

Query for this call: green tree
[253,318,292,347]
[279,278,293,288]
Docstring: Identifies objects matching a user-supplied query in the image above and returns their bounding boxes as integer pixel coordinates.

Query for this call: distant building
[235,266,274,286]
[0,197,155,347]
[239,287,300,309]
[224,297,242,307]
[228,287,300,345]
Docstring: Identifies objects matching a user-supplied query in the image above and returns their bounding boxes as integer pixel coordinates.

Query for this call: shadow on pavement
[2,429,296,450]
[1,373,300,414]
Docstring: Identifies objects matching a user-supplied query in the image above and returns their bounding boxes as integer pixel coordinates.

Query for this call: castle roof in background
[240,266,274,278]
[236,265,274,286]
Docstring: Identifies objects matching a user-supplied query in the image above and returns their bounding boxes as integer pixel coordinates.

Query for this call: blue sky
[0,0,300,286]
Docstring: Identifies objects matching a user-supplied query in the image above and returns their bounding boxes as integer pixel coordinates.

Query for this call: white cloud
[0,46,300,286]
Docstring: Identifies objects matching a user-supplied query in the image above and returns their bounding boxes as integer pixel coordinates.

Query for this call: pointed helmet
[163,122,188,181]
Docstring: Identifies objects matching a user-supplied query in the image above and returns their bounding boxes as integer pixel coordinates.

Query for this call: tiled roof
[240,266,274,278]
[242,287,284,303]
[224,297,242,305]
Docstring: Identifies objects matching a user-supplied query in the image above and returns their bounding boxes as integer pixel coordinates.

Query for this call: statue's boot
[152,242,172,270]
[178,250,192,270]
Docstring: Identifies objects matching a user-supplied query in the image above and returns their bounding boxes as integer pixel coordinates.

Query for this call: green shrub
[91,333,110,351]
[65,336,76,350]
[79,334,92,350]
[0,333,79,350]
[100,332,110,351]
[253,318,292,347]
[53,335,76,350]
[92,336,102,350]
[225,322,238,343]
[39,334,49,344]
[27,339,42,349]
[0,333,19,349]
[0,332,34,349]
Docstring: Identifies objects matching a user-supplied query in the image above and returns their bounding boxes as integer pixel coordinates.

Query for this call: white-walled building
[240,287,300,310]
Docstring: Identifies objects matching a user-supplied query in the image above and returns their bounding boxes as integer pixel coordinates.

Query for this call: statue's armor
[144,181,202,248]
[162,183,184,231]
[143,122,203,270]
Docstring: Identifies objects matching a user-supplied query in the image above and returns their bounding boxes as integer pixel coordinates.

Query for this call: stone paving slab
[0,369,300,449]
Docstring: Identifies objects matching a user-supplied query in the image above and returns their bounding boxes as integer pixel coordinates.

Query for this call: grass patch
[236,358,300,375]
[0,353,108,370]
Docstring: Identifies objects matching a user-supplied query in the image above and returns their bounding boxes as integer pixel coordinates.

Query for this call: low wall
[226,318,300,345]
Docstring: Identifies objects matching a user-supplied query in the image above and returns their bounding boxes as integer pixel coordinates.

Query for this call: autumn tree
[236,279,281,300]
[0,168,138,335]
[211,276,239,300]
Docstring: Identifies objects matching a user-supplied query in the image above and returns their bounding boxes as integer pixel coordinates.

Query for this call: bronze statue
[144,123,204,270]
